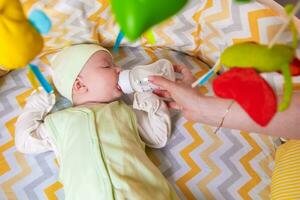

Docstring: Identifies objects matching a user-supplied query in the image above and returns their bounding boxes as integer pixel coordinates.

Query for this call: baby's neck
[74,100,118,108]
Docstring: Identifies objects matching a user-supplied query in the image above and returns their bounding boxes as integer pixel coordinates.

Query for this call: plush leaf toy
[111,0,187,41]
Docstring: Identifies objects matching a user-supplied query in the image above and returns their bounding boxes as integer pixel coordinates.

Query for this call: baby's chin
[110,90,123,101]
[98,87,123,102]
[115,90,123,99]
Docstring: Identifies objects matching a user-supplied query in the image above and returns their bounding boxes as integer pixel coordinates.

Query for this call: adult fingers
[173,65,186,73]
[149,75,176,92]
[153,89,172,98]
[166,101,182,110]
[173,65,195,83]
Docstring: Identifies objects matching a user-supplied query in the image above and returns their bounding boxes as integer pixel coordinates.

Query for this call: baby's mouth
[116,71,123,92]
[117,84,122,92]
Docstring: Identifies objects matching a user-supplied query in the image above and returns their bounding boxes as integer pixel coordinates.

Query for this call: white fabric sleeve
[132,92,171,148]
[15,89,56,154]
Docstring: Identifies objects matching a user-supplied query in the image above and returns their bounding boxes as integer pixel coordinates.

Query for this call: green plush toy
[111,0,187,41]
[221,43,294,72]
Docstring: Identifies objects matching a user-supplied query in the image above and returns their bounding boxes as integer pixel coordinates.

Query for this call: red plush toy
[289,57,300,76]
[213,68,277,126]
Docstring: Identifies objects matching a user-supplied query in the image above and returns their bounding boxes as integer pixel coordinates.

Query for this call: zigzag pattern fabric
[1,0,300,199]
[1,46,279,200]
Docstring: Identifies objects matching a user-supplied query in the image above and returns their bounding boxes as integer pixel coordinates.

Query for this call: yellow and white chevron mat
[0,46,280,200]
[1,0,299,199]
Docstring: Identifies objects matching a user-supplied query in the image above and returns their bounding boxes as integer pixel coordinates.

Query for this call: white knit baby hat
[51,44,112,103]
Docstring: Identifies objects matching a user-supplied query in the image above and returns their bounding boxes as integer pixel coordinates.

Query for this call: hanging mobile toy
[0,0,53,93]
[111,0,187,52]
[28,64,54,93]
[27,9,53,93]
[0,0,43,70]
[212,2,300,126]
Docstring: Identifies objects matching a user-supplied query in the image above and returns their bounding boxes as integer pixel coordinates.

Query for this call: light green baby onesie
[44,101,179,200]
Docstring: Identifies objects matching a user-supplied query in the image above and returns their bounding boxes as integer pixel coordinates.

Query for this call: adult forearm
[196,93,300,139]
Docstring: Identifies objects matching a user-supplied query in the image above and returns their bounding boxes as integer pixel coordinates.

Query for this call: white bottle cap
[118,70,134,94]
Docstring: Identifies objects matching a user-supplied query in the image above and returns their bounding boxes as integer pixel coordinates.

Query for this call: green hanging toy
[110,0,187,41]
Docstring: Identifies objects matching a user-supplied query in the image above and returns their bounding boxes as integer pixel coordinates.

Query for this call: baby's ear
[73,77,88,94]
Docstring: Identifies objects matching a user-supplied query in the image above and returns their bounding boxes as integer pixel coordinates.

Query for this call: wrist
[194,95,233,126]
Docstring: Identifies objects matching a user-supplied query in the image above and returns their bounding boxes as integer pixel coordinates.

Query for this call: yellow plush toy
[0,0,43,73]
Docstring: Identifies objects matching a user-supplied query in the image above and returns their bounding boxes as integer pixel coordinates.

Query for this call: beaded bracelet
[214,100,235,134]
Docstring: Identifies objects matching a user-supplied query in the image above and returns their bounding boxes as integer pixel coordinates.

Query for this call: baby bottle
[118,59,175,94]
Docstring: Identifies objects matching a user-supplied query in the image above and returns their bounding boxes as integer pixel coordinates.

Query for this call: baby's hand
[25,88,56,113]
[133,92,161,113]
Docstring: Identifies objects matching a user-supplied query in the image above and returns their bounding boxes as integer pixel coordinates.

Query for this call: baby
[15,44,179,200]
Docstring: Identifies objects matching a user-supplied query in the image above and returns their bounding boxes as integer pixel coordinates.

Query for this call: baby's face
[78,51,122,102]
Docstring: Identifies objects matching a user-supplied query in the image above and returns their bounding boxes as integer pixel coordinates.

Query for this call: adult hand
[149,65,202,122]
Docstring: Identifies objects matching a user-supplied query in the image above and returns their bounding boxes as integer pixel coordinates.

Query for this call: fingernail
[148,76,154,82]
[153,89,160,93]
